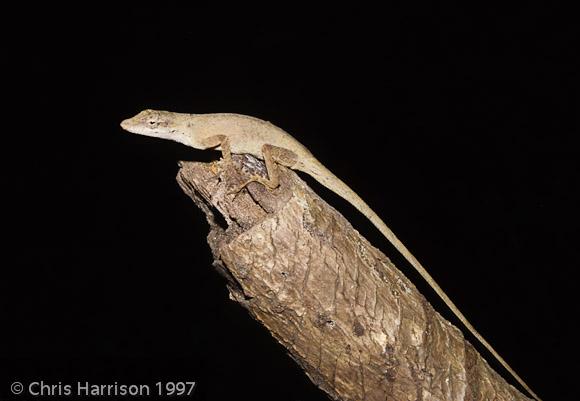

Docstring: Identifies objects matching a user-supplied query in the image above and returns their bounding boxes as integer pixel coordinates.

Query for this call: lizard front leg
[232,144,298,193]
[200,134,232,163]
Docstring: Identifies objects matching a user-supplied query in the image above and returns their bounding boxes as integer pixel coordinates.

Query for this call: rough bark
[176,155,531,401]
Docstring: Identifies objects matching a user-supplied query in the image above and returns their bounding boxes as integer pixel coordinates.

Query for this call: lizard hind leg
[230,144,298,194]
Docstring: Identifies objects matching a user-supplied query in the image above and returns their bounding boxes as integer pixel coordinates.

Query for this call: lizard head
[121,109,189,143]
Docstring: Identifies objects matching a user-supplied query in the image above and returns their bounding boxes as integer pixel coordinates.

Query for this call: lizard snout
[120,118,134,132]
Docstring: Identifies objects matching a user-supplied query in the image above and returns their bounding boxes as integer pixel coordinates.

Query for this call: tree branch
[176,155,531,401]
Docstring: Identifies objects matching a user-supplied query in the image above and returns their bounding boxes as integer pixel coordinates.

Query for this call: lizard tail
[298,157,542,401]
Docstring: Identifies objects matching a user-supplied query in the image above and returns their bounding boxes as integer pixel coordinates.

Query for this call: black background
[2,4,578,400]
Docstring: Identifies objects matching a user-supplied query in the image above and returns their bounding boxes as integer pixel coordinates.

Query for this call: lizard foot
[227,175,278,196]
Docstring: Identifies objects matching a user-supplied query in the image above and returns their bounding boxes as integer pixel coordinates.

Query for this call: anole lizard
[121,109,541,401]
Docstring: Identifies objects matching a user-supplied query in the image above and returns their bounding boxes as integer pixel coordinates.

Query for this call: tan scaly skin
[121,109,541,401]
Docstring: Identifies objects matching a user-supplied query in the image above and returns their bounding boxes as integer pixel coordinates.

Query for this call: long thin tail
[300,158,541,401]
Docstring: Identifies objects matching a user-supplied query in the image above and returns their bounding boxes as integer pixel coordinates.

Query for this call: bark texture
[176,155,531,401]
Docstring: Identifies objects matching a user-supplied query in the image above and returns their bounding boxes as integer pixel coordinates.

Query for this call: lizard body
[121,109,540,401]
